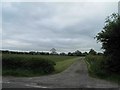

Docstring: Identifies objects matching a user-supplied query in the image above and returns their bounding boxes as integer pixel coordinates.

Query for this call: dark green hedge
[3,56,56,74]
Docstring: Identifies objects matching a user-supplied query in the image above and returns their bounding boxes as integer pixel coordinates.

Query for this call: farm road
[2,57,120,88]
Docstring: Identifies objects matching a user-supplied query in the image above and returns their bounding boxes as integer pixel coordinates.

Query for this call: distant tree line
[1,49,103,56]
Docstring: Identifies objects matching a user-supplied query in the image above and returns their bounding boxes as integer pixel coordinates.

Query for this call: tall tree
[96,13,120,74]
[89,49,97,55]
[74,50,82,56]
[50,48,57,54]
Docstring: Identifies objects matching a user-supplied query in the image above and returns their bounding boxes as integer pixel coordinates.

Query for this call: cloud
[2,2,118,52]
[1,0,119,2]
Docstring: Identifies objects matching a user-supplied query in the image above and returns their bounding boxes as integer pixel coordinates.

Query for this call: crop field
[2,54,79,76]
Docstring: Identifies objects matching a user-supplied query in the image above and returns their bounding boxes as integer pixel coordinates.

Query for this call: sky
[1,2,118,53]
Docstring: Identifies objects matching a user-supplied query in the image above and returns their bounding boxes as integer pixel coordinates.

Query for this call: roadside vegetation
[85,55,120,84]
[2,53,79,77]
[85,13,120,84]
[0,52,2,75]
[54,57,80,73]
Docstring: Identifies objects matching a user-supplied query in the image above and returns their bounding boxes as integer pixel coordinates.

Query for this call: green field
[2,54,79,76]
[3,54,77,62]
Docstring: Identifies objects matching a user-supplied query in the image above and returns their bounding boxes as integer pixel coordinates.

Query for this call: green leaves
[96,13,120,74]
[3,56,56,76]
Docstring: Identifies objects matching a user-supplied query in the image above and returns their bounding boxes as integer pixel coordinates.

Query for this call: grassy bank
[2,54,78,77]
[85,55,120,84]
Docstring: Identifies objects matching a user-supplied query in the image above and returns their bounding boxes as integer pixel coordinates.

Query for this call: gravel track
[2,57,120,88]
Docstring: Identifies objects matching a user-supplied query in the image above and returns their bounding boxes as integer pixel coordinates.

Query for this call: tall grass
[85,55,107,77]
[3,54,77,62]
[2,54,56,76]
[2,54,78,76]
[55,57,80,73]
[85,55,120,84]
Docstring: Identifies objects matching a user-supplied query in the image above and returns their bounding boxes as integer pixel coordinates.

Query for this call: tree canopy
[89,49,97,55]
[96,13,120,74]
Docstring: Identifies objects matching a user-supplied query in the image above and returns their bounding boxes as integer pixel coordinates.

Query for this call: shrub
[85,55,108,77]
[85,55,120,83]
[96,13,120,74]
[2,56,56,75]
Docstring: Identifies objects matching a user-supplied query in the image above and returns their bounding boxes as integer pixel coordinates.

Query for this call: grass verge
[85,55,120,84]
[54,57,79,73]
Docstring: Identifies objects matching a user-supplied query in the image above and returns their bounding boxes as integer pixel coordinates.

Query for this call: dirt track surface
[2,57,120,88]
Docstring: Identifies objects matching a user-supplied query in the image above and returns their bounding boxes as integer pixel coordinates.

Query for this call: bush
[96,13,120,74]
[2,55,56,75]
[85,55,120,83]
[85,55,108,77]
[89,49,97,55]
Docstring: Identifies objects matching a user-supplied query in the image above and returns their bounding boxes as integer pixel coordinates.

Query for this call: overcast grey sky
[2,2,118,53]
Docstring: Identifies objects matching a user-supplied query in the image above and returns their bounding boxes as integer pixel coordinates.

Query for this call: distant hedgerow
[2,56,56,76]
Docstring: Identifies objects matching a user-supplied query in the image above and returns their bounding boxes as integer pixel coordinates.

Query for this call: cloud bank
[2,2,118,52]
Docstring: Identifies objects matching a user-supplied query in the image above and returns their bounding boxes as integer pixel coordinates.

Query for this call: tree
[96,13,120,74]
[89,49,97,55]
[82,52,88,56]
[97,52,103,56]
[60,52,66,56]
[50,48,57,55]
[68,52,73,56]
[29,51,36,55]
[74,50,82,56]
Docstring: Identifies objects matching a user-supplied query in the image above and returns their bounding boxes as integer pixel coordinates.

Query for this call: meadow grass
[2,54,78,77]
[85,55,120,84]
[54,57,80,73]
[3,54,77,62]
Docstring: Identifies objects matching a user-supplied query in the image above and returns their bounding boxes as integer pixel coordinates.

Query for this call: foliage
[2,54,78,76]
[85,55,107,77]
[68,50,87,56]
[89,49,97,55]
[50,48,57,55]
[60,52,66,56]
[2,55,56,76]
[96,13,120,74]
[85,55,120,83]
[54,57,79,73]
[1,50,88,56]
[74,50,82,56]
